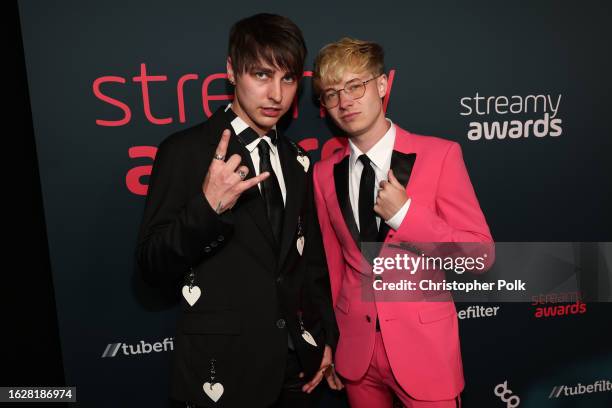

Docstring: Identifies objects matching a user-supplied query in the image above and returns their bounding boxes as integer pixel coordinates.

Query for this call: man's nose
[338,90,353,110]
[267,80,282,103]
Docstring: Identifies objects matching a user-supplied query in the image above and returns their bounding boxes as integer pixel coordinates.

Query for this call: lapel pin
[203,382,224,403]
[298,313,318,347]
[296,236,305,256]
[296,216,305,255]
[203,358,224,402]
[182,269,201,306]
[297,155,310,172]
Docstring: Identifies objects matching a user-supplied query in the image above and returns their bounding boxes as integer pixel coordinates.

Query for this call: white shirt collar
[245,135,275,153]
[349,118,395,170]
[225,103,277,153]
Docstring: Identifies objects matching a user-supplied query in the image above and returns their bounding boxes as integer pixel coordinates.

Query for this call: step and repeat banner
[19,1,611,407]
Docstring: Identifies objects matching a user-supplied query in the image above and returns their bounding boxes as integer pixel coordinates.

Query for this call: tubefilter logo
[549,380,611,398]
[101,337,174,358]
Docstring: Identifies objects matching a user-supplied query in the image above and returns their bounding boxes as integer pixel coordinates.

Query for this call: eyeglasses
[319,75,382,108]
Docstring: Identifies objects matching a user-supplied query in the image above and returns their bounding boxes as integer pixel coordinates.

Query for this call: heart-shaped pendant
[297,155,310,172]
[296,236,305,256]
[203,382,224,402]
[302,330,318,347]
[182,285,201,306]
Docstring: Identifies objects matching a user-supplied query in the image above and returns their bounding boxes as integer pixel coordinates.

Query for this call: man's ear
[377,74,388,98]
[226,57,235,85]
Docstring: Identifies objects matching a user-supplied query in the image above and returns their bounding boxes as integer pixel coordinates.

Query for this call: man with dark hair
[137,14,340,408]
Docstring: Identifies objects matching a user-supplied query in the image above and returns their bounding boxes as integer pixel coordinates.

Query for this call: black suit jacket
[136,108,338,407]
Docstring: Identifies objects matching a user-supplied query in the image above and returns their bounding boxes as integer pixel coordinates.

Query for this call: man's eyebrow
[249,65,297,77]
[249,66,275,74]
[345,76,363,84]
[324,77,362,92]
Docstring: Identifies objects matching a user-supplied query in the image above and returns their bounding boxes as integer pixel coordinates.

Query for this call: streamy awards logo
[460,93,562,141]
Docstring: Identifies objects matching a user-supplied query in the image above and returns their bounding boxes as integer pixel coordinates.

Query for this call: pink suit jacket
[313,125,493,401]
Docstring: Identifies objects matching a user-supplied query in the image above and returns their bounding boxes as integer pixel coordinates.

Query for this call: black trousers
[171,349,322,408]
[269,348,322,408]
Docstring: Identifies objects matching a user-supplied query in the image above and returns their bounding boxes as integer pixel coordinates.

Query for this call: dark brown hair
[228,13,307,79]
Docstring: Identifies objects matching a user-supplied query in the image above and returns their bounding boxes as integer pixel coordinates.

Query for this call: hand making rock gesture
[202,129,270,213]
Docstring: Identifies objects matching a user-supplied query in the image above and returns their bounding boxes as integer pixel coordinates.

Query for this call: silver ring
[215,201,223,214]
[214,154,225,161]
[237,170,247,180]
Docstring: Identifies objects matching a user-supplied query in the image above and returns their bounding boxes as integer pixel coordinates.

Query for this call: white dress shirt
[348,119,411,231]
[226,104,286,205]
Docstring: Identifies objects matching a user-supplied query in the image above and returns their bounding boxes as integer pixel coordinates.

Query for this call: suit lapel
[390,150,416,187]
[327,126,418,267]
[207,110,277,251]
[276,139,304,271]
[334,155,361,251]
[331,149,417,249]
[378,149,417,242]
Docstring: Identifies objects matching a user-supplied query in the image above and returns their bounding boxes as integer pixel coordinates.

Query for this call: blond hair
[313,37,384,94]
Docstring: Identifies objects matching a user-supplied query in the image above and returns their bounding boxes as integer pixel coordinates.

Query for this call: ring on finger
[236,169,247,180]
[214,154,225,161]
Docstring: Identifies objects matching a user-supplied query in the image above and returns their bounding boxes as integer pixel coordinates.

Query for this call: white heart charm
[297,155,310,172]
[182,285,201,306]
[203,382,224,402]
[296,236,305,256]
[302,330,318,347]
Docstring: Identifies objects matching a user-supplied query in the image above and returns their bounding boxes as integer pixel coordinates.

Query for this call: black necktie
[358,154,378,243]
[258,139,284,244]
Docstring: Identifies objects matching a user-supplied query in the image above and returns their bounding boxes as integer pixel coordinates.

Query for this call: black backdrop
[15,1,612,407]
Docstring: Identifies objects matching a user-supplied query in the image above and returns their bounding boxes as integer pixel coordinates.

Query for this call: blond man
[312,38,493,408]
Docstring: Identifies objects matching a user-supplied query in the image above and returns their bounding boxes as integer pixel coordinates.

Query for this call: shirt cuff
[385,198,411,231]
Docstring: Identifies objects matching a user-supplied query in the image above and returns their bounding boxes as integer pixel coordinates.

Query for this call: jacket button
[366,315,372,323]
[204,246,211,253]
[276,319,286,329]
[217,235,224,242]
[276,276,283,283]
[210,241,218,248]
